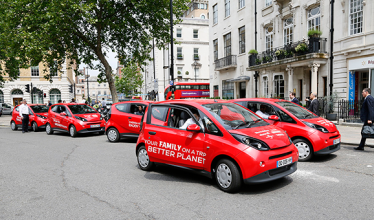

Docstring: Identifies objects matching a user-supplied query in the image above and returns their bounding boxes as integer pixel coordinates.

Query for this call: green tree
[115,63,143,96]
[0,0,188,102]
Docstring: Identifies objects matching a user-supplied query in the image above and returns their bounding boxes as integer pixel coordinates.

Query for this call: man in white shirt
[102,98,107,107]
[19,99,30,133]
[180,110,204,130]
[256,105,270,119]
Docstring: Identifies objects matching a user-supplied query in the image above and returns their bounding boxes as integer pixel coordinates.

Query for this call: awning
[226,76,250,82]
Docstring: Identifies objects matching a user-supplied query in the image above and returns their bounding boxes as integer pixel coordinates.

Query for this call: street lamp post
[86,70,90,105]
[193,60,198,82]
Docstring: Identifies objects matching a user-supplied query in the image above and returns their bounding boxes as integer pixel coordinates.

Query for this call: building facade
[0,59,76,106]
[209,0,374,103]
[141,0,210,100]
[83,75,111,104]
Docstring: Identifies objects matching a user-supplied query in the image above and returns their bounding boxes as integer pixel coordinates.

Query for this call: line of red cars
[10,97,341,193]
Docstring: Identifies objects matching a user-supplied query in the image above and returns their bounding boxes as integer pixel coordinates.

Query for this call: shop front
[348,57,374,102]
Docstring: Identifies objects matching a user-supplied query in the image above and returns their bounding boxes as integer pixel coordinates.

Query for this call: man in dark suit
[355,88,374,150]
[307,92,319,116]
[289,92,300,105]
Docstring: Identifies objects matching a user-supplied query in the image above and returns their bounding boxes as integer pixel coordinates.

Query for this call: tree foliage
[0,0,188,102]
[115,63,143,96]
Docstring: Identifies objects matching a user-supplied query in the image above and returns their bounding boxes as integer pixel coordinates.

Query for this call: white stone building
[141,0,210,101]
[209,0,374,103]
[83,75,111,104]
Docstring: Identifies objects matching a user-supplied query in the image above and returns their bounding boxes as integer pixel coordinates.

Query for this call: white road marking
[294,170,340,183]
[345,154,357,157]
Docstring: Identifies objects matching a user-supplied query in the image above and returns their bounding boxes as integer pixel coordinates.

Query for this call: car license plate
[333,138,340,145]
[90,124,100,128]
[277,157,292,168]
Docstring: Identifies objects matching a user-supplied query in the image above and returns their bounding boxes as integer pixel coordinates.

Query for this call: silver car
[0,103,14,115]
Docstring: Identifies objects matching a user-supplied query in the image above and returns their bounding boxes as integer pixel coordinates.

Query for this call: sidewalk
[0,115,11,127]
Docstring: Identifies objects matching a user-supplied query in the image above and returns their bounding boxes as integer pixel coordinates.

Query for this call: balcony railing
[215,55,237,70]
[193,55,200,60]
[177,54,183,60]
[248,38,327,67]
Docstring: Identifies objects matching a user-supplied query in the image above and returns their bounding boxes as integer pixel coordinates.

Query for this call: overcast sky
[80,51,118,76]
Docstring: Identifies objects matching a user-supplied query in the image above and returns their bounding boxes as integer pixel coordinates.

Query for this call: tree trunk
[96,51,119,103]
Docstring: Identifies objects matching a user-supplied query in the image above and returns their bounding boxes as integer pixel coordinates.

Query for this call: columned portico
[286,66,294,94]
[308,63,320,95]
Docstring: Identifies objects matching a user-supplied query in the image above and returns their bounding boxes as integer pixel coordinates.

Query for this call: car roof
[113,100,153,105]
[232,98,290,103]
[155,99,232,106]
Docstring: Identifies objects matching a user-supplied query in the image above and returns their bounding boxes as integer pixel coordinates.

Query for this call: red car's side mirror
[60,112,67,117]
[186,124,201,132]
[268,115,279,121]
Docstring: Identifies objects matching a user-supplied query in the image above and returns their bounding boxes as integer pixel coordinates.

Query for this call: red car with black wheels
[45,103,105,137]
[136,99,298,193]
[10,104,49,132]
[231,98,341,161]
[105,101,151,142]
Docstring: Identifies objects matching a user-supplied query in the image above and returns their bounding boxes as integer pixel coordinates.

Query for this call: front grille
[269,165,291,176]
[269,151,292,160]
[329,135,339,139]
[329,144,339,150]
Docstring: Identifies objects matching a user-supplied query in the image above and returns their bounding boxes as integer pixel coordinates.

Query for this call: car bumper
[77,126,105,134]
[243,162,297,184]
[308,131,341,153]
[314,143,341,155]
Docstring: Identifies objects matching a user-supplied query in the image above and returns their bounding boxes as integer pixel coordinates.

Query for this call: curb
[341,142,374,148]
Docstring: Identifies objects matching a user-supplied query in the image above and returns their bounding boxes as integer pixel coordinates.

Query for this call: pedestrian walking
[19,99,30,133]
[306,92,319,116]
[289,92,300,105]
[355,88,374,150]
[71,98,76,103]
[101,98,107,107]
[48,100,52,106]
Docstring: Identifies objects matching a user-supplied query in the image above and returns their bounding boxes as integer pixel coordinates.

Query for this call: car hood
[36,112,48,117]
[75,113,101,122]
[230,125,291,149]
[301,118,338,133]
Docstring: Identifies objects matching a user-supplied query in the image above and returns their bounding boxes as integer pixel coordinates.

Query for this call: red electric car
[45,103,105,137]
[231,99,341,161]
[10,104,49,132]
[136,99,298,193]
[105,101,152,142]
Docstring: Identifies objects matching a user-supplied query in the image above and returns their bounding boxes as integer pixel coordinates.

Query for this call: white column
[286,66,294,95]
[308,63,320,95]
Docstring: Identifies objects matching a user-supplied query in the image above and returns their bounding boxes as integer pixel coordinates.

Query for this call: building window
[349,0,363,35]
[265,26,274,51]
[266,0,272,7]
[213,39,218,61]
[213,4,218,24]
[239,26,245,54]
[284,18,293,45]
[222,80,234,99]
[177,47,183,59]
[194,48,199,60]
[193,29,198,38]
[98,91,101,95]
[194,68,200,77]
[273,75,285,99]
[32,88,43,104]
[177,28,182,38]
[213,85,219,97]
[0,90,4,103]
[98,83,100,87]
[49,89,61,104]
[201,15,206,19]
[104,91,107,95]
[263,76,269,98]
[50,67,58,76]
[224,33,231,57]
[31,66,39,76]
[308,6,321,31]
[239,0,245,9]
[225,0,230,17]
[177,67,183,75]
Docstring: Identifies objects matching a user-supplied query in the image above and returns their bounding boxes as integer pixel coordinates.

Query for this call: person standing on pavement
[306,92,319,116]
[101,98,107,107]
[289,92,300,105]
[355,88,374,150]
[19,99,30,133]
[48,100,52,107]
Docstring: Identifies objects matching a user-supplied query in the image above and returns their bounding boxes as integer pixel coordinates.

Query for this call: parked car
[105,101,152,142]
[0,103,14,115]
[231,98,341,161]
[0,106,2,117]
[136,99,298,193]
[10,104,49,131]
[45,103,105,137]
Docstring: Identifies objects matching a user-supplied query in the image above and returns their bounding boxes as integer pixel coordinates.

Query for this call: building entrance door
[13,98,23,106]
[239,82,246,98]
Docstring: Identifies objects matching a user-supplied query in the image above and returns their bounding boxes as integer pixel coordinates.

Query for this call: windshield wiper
[233,121,250,129]
[304,114,314,118]
[246,119,261,128]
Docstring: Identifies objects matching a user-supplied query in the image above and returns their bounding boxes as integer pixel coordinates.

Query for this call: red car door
[126,103,147,133]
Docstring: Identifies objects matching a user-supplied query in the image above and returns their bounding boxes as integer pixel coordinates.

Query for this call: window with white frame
[177,47,183,58]
[49,61,58,76]
[31,66,39,76]
[284,18,293,45]
[225,0,230,17]
[213,4,218,24]
[263,76,269,98]
[177,67,183,75]
[201,15,206,19]
[273,75,284,99]
[194,48,199,59]
[224,33,231,57]
[213,39,218,61]
[239,0,245,9]
[239,26,245,54]
[104,91,107,95]
[195,68,199,77]
[177,28,182,38]
[265,26,274,51]
[266,0,272,7]
[349,0,363,35]
[193,29,198,38]
[308,6,321,31]
[0,90,4,103]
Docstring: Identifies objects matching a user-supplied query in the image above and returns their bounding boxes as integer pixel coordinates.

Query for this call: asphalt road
[1,126,374,220]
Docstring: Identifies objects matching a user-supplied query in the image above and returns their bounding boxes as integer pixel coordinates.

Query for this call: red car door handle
[148,131,156,135]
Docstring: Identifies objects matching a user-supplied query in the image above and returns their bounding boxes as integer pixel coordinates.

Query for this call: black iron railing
[337,100,363,122]
[215,55,237,70]
[248,38,328,67]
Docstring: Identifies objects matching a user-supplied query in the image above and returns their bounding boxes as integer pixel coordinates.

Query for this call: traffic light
[25,84,30,93]
[69,85,73,93]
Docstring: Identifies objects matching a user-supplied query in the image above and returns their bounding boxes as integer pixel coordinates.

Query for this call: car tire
[32,122,39,132]
[69,125,77,137]
[107,127,120,142]
[293,138,313,162]
[215,159,242,193]
[46,123,53,135]
[137,145,154,171]
[11,121,17,131]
